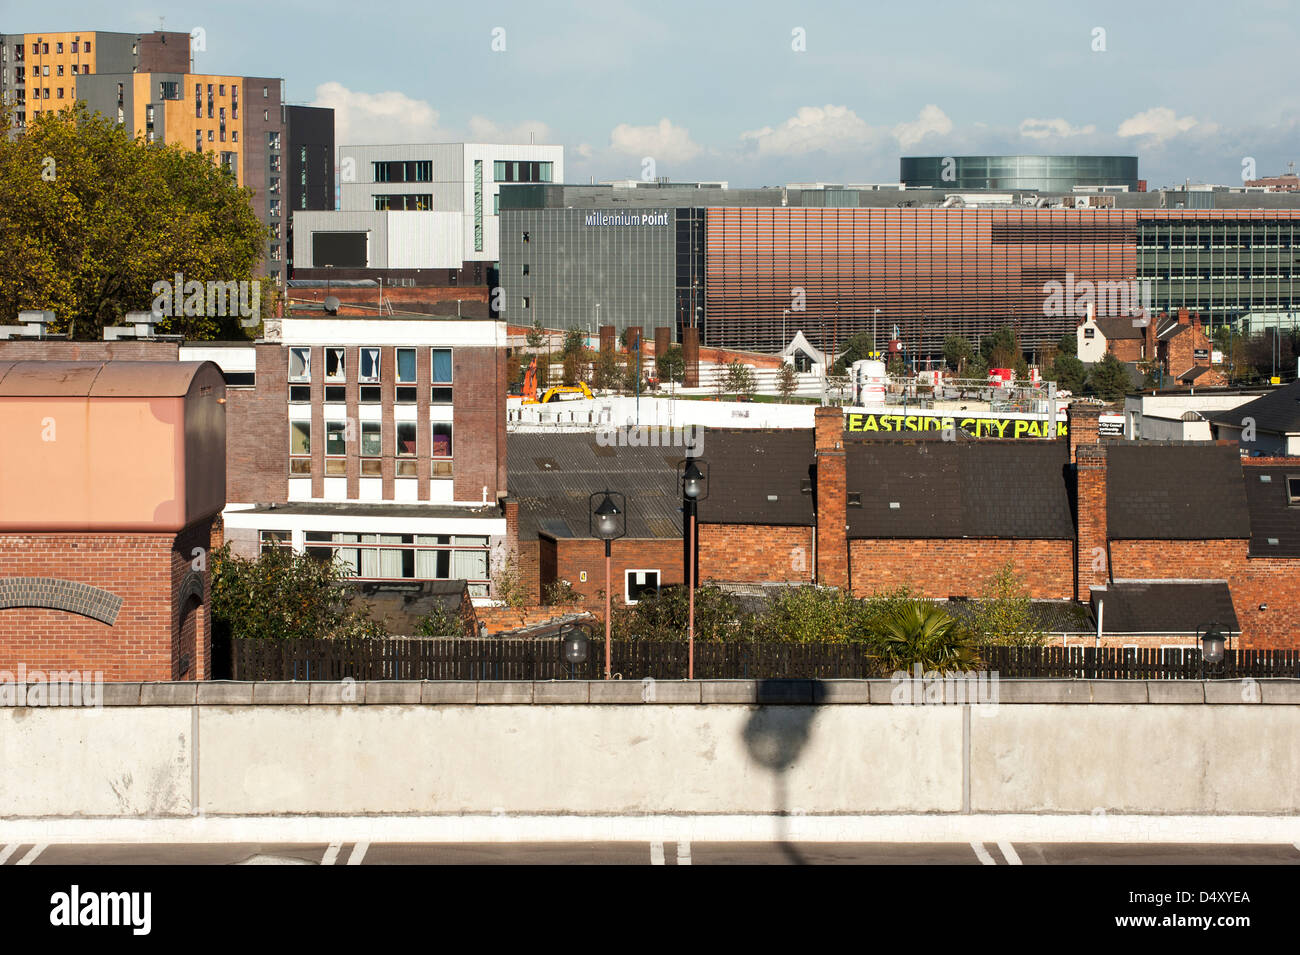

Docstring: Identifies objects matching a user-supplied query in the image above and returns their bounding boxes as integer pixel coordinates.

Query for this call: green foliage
[210,544,384,641]
[491,549,531,629]
[1057,333,1078,357]
[943,335,974,373]
[0,102,268,339]
[542,578,583,605]
[763,586,862,643]
[886,352,906,376]
[964,353,989,381]
[831,331,877,374]
[963,562,1047,647]
[871,602,980,673]
[980,325,1019,367]
[656,345,686,385]
[561,328,585,358]
[1052,353,1086,393]
[611,585,753,642]
[724,360,757,397]
[592,348,619,391]
[776,362,798,400]
[1086,351,1131,401]
[526,319,545,349]
[416,604,465,638]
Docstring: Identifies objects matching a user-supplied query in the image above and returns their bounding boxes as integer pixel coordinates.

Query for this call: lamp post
[1199,622,1226,681]
[873,308,880,358]
[560,622,591,677]
[679,457,708,680]
[589,489,626,679]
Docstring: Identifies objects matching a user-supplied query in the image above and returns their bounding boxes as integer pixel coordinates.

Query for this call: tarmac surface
[4,841,1300,865]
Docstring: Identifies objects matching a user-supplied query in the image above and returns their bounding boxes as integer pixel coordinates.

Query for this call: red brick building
[0,360,226,680]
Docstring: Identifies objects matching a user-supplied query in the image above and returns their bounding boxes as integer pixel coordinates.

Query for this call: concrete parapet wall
[1,680,1298,820]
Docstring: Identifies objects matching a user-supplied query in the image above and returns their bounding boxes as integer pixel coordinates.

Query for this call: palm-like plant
[872,602,980,674]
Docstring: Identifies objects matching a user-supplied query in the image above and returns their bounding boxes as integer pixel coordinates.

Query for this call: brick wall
[699,524,814,583]
[453,346,506,502]
[850,539,1074,599]
[543,537,683,607]
[814,406,848,587]
[225,342,288,503]
[0,526,211,681]
[0,340,178,362]
[1076,444,1108,600]
[682,327,700,388]
[1108,338,1144,363]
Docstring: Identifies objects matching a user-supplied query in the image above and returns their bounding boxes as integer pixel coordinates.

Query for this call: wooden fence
[231,638,1300,682]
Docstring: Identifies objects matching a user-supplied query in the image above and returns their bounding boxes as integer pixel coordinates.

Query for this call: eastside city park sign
[845,409,1067,439]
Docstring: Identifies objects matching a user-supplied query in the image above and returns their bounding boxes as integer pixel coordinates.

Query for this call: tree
[210,544,384,641]
[1057,333,1078,357]
[869,602,980,674]
[656,345,686,389]
[724,360,757,397]
[830,331,876,374]
[611,585,751,642]
[525,319,545,350]
[943,335,974,375]
[886,352,906,377]
[0,103,269,339]
[963,562,1047,647]
[416,604,465,638]
[1052,353,1086,394]
[561,328,585,358]
[490,548,532,630]
[776,362,798,400]
[980,325,1018,365]
[542,579,583,605]
[1086,351,1132,401]
[592,347,619,391]
[764,586,862,643]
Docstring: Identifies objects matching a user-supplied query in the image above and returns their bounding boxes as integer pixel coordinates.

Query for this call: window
[289,384,311,403]
[493,160,553,183]
[396,386,417,404]
[432,423,453,477]
[396,348,417,383]
[56,42,63,53]
[360,421,382,476]
[358,348,380,382]
[208,129,214,142]
[373,193,433,211]
[396,422,417,476]
[1288,475,1300,505]
[325,386,346,403]
[219,84,225,96]
[289,347,310,380]
[431,387,453,405]
[522,231,530,243]
[304,532,489,590]
[522,264,529,276]
[1084,327,1095,339]
[325,420,348,474]
[520,297,530,310]
[84,41,91,53]
[268,131,280,149]
[325,348,344,381]
[260,530,291,553]
[290,420,311,474]
[360,385,382,404]
[56,64,63,76]
[625,570,660,604]
[431,348,452,384]
[372,160,432,183]
[263,85,268,98]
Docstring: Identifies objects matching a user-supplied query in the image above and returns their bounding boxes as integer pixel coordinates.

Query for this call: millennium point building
[900,155,1140,192]
[499,181,1300,356]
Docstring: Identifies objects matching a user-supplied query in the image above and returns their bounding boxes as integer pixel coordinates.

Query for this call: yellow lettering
[863,415,879,431]
[847,413,863,432]
[1014,420,1029,438]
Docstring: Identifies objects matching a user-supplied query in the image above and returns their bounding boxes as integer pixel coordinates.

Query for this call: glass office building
[900,155,1139,192]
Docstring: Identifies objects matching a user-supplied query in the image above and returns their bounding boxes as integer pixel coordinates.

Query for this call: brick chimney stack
[1177,306,1190,325]
[1075,444,1109,601]
[1145,310,1158,361]
[1068,403,1103,464]
[814,406,849,589]
[682,326,700,387]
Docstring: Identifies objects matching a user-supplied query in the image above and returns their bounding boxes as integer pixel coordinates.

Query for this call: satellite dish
[324,296,340,315]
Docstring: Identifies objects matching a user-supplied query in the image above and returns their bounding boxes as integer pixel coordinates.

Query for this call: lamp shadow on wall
[741,680,823,864]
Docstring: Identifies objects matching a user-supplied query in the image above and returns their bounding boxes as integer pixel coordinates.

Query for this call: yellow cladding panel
[134,73,246,189]
[22,30,97,115]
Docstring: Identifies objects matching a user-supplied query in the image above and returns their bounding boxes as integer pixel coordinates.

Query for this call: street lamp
[589,489,626,679]
[560,622,591,675]
[679,457,709,680]
[874,307,881,358]
[1199,622,1226,680]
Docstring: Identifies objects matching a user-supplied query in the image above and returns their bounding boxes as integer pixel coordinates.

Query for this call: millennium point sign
[845,411,1067,439]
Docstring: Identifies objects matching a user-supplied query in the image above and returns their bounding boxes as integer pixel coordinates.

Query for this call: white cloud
[892,104,953,148]
[1019,117,1097,140]
[608,118,702,162]
[740,105,880,156]
[310,82,443,145]
[576,143,594,159]
[1117,107,1205,142]
[467,116,554,144]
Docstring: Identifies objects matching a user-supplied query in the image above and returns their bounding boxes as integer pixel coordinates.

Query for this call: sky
[15,0,1300,188]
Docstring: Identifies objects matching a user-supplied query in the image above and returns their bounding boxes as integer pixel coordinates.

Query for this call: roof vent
[847,491,862,507]
[1267,538,1280,546]
[889,502,901,510]
[1259,474,1272,482]
[766,494,778,502]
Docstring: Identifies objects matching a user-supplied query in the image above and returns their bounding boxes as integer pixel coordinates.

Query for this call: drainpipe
[1095,598,1104,649]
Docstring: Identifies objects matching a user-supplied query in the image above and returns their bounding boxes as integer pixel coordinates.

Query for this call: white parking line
[320,842,342,866]
[0,845,18,866]
[16,844,46,866]
[650,841,665,865]
[997,841,1023,865]
[346,841,368,866]
[676,841,692,865]
[971,842,997,865]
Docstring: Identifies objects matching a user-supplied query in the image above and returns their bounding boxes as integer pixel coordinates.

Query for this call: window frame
[396,347,417,383]
[324,347,345,382]
[288,346,311,382]
[289,419,312,475]
[359,347,381,383]
[624,569,661,605]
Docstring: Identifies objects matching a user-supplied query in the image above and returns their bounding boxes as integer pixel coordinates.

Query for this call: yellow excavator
[525,382,594,404]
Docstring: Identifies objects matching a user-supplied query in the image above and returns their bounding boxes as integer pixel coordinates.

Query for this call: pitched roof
[1094,317,1145,341]
[1207,380,1300,435]
[1105,444,1250,539]
[696,429,816,525]
[507,433,684,540]
[1243,466,1300,557]
[1090,581,1240,634]
[844,440,1074,539]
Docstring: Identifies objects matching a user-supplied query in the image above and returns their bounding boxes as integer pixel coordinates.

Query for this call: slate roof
[1105,444,1249,539]
[1207,379,1300,435]
[508,433,683,540]
[1090,581,1240,634]
[695,429,816,526]
[844,440,1074,539]
[1243,466,1300,557]
[1094,317,1145,341]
